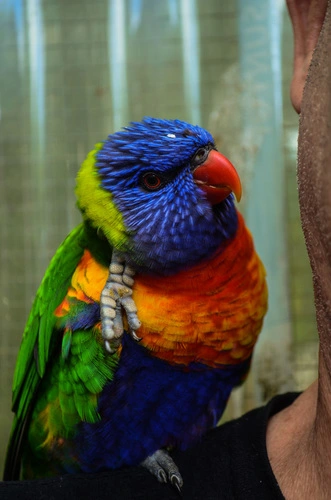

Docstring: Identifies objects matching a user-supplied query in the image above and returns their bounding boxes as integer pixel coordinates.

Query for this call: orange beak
[193,150,242,205]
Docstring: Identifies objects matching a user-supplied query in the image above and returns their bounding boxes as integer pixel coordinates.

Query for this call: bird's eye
[142,172,163,190]
[191,147,209,167]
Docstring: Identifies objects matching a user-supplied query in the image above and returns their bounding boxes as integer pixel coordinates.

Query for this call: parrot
[3,117,268,489]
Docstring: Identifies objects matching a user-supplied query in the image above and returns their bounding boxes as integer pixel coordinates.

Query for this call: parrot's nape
[3,117,268,490]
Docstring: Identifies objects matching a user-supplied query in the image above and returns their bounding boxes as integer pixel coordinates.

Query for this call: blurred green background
[0,0,317,475]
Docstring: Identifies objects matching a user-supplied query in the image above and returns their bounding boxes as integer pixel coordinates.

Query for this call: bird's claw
[141,449,183,491]
[101,251,141,353]
[171,474,183,492]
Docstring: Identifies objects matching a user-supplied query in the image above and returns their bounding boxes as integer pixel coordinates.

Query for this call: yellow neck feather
[75,144,128,251]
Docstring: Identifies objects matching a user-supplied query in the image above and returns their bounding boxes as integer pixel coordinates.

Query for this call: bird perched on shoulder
[4,117,268,489]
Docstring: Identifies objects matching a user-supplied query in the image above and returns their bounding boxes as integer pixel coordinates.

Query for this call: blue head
[78,117,242,275]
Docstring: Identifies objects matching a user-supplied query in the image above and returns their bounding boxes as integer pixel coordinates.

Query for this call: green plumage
[5,223,118,479]
[4,118,267,486]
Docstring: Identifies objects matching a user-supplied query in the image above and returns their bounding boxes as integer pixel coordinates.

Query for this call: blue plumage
[4,117,264,489]
[96,117,238,274]
[75,334,250,472]
[56,300,100,331]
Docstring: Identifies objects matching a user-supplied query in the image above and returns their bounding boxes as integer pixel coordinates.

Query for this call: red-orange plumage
[134,212,267,367]
[5,118,269,483]
[55,212,267,369]
[55,251,109,317]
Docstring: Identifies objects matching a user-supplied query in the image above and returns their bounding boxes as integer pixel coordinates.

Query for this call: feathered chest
[134,212,267,367]
[55,213,267,369]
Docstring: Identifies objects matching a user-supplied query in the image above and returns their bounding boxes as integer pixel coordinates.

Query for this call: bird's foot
[141,449,183,492]
[101,251,141,353]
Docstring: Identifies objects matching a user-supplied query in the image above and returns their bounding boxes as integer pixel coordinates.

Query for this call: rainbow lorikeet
[4,118,267,489]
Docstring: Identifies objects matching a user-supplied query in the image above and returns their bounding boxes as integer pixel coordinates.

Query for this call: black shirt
[1,393,298,499]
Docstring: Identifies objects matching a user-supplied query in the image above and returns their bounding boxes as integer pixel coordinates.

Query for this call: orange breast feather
[55,213,267,368]
[55,250,109,318]
[134,212,268,367]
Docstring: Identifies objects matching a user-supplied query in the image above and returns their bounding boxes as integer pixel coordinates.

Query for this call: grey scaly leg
[141,449,183,491]
[101,250,141,353]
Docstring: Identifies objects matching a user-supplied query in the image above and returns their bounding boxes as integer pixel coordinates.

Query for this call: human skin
[266,1,330,498]
[286,0,328,113]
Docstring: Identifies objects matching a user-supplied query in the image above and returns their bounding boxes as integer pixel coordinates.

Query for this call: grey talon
[158,470,167,483]
[131,330,142,342]
[101,250,141,352]
[171,474,183,492]
[140,449,183,488]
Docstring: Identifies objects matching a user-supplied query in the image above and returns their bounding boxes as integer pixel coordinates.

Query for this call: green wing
[4,224,88,480]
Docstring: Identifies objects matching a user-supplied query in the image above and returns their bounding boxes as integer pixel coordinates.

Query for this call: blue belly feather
[75,334,251,472]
